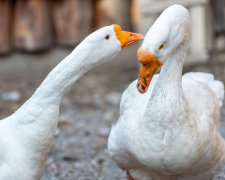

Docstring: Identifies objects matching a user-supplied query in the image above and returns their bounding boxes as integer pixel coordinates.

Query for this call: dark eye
[105,35,110,40]
[159,43,165,50]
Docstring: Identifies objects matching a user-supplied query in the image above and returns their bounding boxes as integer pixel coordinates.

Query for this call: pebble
[105,92,121,106]
[1,90,21,102]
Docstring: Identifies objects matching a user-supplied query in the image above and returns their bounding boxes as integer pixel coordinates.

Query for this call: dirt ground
[0,47,225,180]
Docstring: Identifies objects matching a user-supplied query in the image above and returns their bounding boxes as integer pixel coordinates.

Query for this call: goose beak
[136,49,162,94]
[114,24,144,49]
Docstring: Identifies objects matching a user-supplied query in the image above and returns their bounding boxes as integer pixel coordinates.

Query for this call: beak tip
[134,33,144,40]
[140,35,144,40]
[137,82,147,94]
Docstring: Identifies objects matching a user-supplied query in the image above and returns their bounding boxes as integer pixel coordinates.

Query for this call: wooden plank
[131,0,141,32]
[210,0,225,36]
[189,5,208,63]
[139,0,208,15]
[13,0,52,52]
[95,0,132,30]
[0,0,12,55]
[52,0,94,46]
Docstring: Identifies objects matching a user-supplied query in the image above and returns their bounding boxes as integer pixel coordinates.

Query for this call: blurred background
[0,0,225,179]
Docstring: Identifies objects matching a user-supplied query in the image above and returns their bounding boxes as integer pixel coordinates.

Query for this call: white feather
[183,72,224,107]
[108,4,225,180]
[0,25,122,180]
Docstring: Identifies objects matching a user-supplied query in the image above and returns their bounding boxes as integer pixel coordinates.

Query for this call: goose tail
[184,72,224,107]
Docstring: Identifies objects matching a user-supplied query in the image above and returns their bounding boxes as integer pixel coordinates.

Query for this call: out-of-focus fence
[0,0,225,63]
[0,0,133,55]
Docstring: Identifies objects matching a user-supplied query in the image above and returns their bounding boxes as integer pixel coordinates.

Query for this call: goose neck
[33,42,94,103]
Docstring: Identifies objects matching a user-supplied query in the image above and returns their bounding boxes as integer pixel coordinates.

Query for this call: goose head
[136,4,191,93]
[80,24,144,65]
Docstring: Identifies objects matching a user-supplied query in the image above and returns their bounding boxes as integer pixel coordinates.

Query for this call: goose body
[108,5,225,180]
[0,25,143,180]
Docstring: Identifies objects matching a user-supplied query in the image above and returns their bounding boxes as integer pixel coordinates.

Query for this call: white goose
[0,24,143,180]
[108,5,225,180]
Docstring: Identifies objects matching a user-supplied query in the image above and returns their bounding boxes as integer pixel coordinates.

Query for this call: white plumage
[0,25,143,180]
[108,5,225,180]
[183,72,224,107]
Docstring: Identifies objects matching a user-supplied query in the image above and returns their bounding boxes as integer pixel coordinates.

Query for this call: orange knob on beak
[136,49,162,94]
[114,24,144,48]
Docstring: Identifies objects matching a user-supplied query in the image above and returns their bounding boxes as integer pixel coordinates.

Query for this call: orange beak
[114,24,144,48]
[136,49,162,94]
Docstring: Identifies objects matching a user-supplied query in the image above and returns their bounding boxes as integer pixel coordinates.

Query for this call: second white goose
[108,5,225,180]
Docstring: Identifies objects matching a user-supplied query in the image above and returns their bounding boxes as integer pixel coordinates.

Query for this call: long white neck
[144,38,190,121]
[13,41,103,122]
[34,43,96,102]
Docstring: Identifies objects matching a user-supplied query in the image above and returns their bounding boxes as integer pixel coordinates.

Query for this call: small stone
[55,128,60,137]
[97,128,109,137]
[105,92,121,106]
[1,90,21,102]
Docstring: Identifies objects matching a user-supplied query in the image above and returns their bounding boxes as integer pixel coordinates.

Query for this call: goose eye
[159,43,165,50]
[105,35,110,40]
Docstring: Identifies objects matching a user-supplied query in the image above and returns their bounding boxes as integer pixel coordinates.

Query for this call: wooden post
[13,0,52,52]
[131,0,141,32]
[210,0,225,35]
[52,0,94,46]
[0,0,12,55]
[95,0,132,30]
